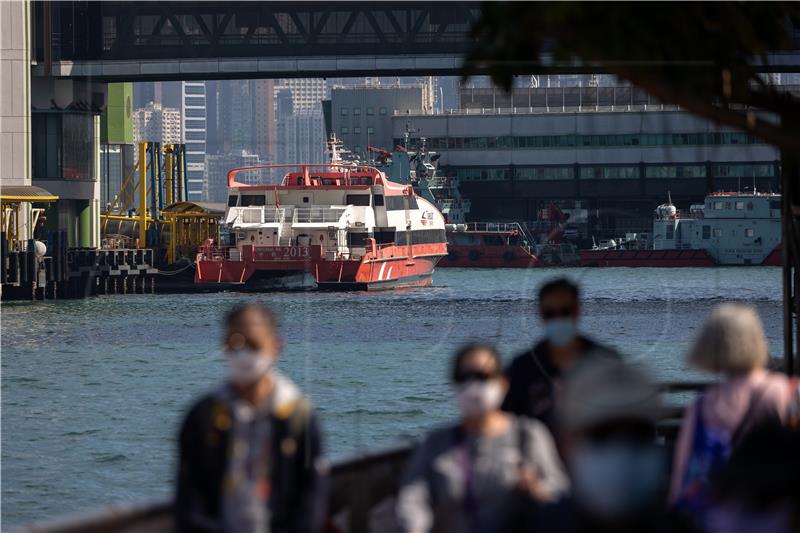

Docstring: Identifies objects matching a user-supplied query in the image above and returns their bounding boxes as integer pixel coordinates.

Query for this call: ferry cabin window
[385,196,419,210]
[702,225,710,239]
[348,232,368,247]
[713,201,724,210]
[228,196,239,207]
[745,228,755,237]
[713,228,723,237]
[735,201,745,210]
[346,195,371,206]
[666,225,674,239]
[770,200,781,211]
[373,195,384,206]
[240,194,266,206]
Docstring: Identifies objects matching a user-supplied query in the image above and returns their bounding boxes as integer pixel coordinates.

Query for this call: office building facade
[133,102,181,145]
[330,85,426,156]
[181,81,207,200]
[392,105,780,238]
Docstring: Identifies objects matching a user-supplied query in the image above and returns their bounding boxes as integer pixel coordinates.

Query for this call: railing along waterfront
[14,382,709,533]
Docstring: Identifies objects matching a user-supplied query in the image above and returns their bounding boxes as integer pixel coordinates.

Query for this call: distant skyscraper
[254,79,276,162]
[181,81,207,200]
[133,102,182,145]
[204,151,261,203]
[275,79,328,112]
[281,109,326,164]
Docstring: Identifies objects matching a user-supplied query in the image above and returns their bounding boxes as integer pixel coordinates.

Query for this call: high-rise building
[254,79,276,162]
[204,151,261,203]
[274,78,328,112]
[133,102,182,145]
[330,84,426,155]
[181,81,207,200]
[280,109,326,165]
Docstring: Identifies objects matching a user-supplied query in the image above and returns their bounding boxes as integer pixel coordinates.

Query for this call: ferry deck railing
[293,207,347,224]
[14,381,708,533]
[460,222,526,234]
[229,206,285,225]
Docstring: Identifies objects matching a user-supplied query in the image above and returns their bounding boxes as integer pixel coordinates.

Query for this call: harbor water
[1,267,783,527]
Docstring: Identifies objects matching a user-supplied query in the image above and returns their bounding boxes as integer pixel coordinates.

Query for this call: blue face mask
[544,318,578,347]
[571,441,665,518]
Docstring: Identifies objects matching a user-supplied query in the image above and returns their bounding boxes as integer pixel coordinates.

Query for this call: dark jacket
[501,336,618,435]
[175,380,326,533]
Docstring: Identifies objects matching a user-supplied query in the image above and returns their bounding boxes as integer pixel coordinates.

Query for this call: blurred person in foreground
[396,343,569,533]
[175,303,327,533]
[538,357,694,533]
[502,278,618,435]
[705,425,800,533]
[670,304,798,527]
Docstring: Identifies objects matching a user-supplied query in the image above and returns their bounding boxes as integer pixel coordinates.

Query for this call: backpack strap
[730,380,771,446]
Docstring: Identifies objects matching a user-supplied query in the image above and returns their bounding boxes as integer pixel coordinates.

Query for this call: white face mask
[571,441,665,518]
[455,380,505,418]
[544,318,578,347]
[227,349,274,387]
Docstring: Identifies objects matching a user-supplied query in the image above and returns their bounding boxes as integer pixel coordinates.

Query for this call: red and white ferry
[195,137,448,290]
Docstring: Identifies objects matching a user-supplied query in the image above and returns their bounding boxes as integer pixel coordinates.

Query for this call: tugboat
[579,191,781,267]
[194,135,448,290]
[370,134,576,268]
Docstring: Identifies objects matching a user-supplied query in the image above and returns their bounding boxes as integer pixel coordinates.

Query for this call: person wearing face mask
[175,303,327,533]
[396,343,569,533]
[537,357,698,533]
[502,277,619,438]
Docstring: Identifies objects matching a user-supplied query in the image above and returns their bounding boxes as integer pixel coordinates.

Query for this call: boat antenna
[667,190,673,205]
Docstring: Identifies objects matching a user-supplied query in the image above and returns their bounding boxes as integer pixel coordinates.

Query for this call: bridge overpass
[32,1,800,82]
[32,1,481,81]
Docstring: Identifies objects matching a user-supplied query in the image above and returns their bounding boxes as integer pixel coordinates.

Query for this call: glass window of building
[354,127,361,134]
[340,108,348,116]
[379,107,387,115]
[341,127,349,134]
[367,127,375,134]
[367,107,374,115]
[353,108,361,116]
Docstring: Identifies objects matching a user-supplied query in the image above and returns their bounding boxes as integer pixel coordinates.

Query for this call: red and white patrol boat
[195,136,448,290]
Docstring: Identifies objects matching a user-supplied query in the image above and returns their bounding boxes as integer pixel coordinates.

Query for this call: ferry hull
[196,243,446,291]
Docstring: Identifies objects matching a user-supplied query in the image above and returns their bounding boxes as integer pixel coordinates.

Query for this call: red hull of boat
[195,243,446,290]
[438,244,541,268]
[578,248,717,267]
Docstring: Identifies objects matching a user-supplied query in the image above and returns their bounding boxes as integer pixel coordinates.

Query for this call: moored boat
[579,191,782,267]
[194,136,448,290]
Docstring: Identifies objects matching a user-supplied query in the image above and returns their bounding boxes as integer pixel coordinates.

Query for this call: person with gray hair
[670,303,796,527]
